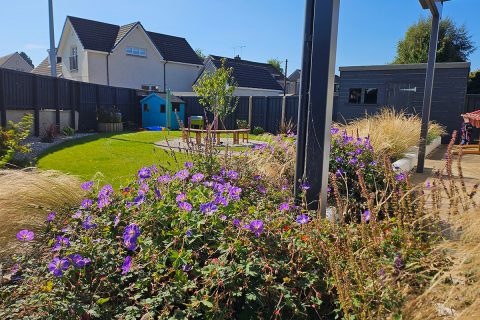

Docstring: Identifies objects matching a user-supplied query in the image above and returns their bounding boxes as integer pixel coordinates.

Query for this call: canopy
[462,110,480,128]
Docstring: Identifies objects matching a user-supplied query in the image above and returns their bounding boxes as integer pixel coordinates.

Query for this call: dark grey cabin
[336,62,470,143]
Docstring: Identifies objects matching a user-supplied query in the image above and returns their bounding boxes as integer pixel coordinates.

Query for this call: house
[287,69,339,96]
[336,62,470,142]
[0,52,33,72]
[31,57,63,77]
[196,55,284,96]
[33,16,203,91]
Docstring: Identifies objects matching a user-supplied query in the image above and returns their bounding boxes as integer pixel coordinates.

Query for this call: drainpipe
[106,52,111,86]
[163,60,168,92]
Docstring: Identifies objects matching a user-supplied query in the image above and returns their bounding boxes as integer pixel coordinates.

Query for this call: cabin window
[172,103,180,113]
[126,47,147,57]
[143,104,149,112]
[348,88,362,104]
[160,104,166,113]
[364,88,378,104]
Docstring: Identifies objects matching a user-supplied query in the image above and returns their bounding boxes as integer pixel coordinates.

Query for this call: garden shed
[140,93,185,130]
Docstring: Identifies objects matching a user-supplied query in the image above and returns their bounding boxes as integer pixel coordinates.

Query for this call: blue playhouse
[140,93,185,130]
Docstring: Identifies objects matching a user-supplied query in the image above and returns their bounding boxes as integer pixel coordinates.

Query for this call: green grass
[37,131,270,188]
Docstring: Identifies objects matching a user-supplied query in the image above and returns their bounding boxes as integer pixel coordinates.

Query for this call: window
[143,104,149,112]
[172,103,180,113]
[364,88,378,104]
[126,47,147,57]
[160,104,166,113]
[348,88,362,104]
[69,46,78,71]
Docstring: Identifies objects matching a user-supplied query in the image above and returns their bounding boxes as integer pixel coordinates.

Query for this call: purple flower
[81,199,93,209]
[47,212,56,222]
[69,254,91,268]
[253,175,262,181]
[335,156,343,163]
[186,230,193,237]
[362,210,371,222]
[48,257,70,277]
[227,170,239,180]
[154,186,162,199]
[395,172,407,182]
[212,175,225,183]
[233,219,241,227]
[124,224,141,242]
[355,148,363,155]
[52,236,70,251]
[176,193,187,202]
[82,215,97,230]
[114,215,120,227]
[81,181,94,191]
[191,173,205,182]
[138,183,149,195]
[228,186,242,200]
[174,169,190,181]
[331,127,339,134]
[16,230,34,242]
[258,185,266,194]
[214,194,228,206]
[335,169,344,177]
[349,157,358,165]
[220,215,227,221]
[394,253,404,272]
[370,161,378,166]
[296,214,309,225]
[249,220,264,237]
[178,201,192,212]
[182,264,192,272]
[184,161,194,169]
[300,183,310,191]
[97,195,111,209]
[158,175,171,183]
[121,256,132,275]
[138,167,152,180]
[124,239,137,251]
[99,185,114,197]
[425,181,431,189]
[72,210,82,219]
[200,202,218,215]
[279,202,290,212]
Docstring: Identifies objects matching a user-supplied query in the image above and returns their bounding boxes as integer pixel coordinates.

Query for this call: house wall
[0,53,33,72]
[337,63,470,143]
[87,51,108,85]
[165,62,202,92]
[59,21,89,82]
[234,87,282,97]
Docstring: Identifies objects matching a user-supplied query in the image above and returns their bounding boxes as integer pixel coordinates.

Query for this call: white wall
[1,110,79,135]
[87,51,108,85]
[165,62,202,92]
[58,21,89,82]
[0,53,33,72]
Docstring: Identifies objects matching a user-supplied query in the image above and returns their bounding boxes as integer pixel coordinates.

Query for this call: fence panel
[37,75,56,109]
[58,78,73,110]
[251,97,267,130]
[266,97,283,133]
[236,97,249,121]
[465,94,480,113]
[78,83,99,132]
[285,96,299,127]
[3,69,34,109]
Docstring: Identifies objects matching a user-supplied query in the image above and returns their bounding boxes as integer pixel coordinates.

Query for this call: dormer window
[126,47,147,57]
[69,46,78,71]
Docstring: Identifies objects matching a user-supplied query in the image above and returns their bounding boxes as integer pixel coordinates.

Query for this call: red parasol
[462,110,480,128]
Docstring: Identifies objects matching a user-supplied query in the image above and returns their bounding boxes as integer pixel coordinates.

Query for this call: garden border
[392,136,442,172]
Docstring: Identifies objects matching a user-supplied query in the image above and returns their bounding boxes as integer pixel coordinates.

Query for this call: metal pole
[284,59,288,96]
[417,8,442,173]
[294,0,315,198]
[48,0,57,77]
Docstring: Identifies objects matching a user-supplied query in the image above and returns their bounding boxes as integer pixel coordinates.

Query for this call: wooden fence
[0,68,139,135]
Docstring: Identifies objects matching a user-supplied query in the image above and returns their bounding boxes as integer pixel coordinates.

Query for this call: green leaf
[97,297,110,305]
[200,300,213,308]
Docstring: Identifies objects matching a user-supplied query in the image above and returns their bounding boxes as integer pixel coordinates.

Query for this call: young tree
[18,52,34,68]
[193,59,239,128]
[267,58,284,74]
[195,49,207,62]
[393,17,475,64]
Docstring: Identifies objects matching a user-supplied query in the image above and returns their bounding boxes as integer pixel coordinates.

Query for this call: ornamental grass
[336,108,447,160]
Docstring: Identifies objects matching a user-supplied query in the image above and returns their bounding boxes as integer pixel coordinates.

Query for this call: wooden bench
[183,128,249,145]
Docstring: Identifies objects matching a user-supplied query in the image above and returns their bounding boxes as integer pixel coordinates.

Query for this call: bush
[40,124,58,143]
[236,119,248,129]
[98,107,122,123]
[0,114,32,168]
[61,126,75,137]
[252,126,265,135]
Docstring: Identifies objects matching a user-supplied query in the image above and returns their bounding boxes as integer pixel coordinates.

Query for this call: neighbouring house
[195,55,285,96]
[0,52,33,72]
[336,62,470,142]
[31,57,63,77]
[33,16,203,91]
[287,69,339,96]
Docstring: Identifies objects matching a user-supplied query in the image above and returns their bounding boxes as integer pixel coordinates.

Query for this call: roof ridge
[67,15,120,28]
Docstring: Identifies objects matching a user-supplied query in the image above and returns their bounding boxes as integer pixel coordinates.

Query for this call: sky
[0,0,478,74]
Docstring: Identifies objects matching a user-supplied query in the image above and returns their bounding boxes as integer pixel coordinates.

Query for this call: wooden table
[183,128,250,145]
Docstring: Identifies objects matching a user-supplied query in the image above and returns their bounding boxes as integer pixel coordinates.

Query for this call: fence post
[33,76,40,136]
[54,77,60,128]
[281,96,286,126]
[0,69,6,128]
[69,81,76,130]
[76,81,81,131]
[248,96,253,129]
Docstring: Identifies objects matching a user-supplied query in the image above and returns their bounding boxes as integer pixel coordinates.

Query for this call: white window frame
[126,47,147,57]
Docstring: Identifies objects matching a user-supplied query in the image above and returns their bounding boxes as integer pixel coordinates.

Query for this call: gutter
[163,60,168,92]
[106,52,111,86]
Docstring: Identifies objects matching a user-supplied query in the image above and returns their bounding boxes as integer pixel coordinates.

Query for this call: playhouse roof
[141,93,184,104]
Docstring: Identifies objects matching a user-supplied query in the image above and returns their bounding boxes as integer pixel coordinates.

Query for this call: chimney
[234,55,241,60]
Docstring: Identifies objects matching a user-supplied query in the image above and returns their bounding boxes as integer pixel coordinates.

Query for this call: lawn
[37,131,268,188]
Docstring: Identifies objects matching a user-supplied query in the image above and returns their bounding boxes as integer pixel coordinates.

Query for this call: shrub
[278,119,296,136]
[61,126,75,136]
[98,107,122,123]
[0,114,32,168]
[40,123,58,143]
[252,126,265,135]
[236,119,248,129]
[336,108,446,160]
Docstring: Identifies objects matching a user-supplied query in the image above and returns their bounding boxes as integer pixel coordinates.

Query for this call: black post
[284,59,288,96]
[70,80,76,131]
[0,69,6,128]
[294,0,340,217]
[417,6,442,173]
[33,76,40,136]
[54,78,60,128]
